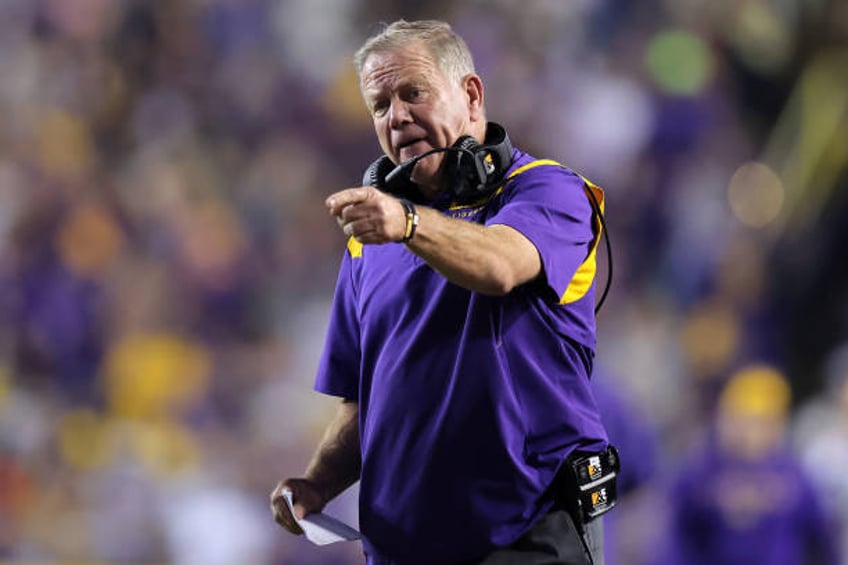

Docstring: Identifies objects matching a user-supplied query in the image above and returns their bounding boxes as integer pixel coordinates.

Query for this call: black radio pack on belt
[556,445,620,523]
[362,121,514,204]
[569,445,620,521]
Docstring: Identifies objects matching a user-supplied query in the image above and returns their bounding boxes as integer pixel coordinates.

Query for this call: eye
[371,99,389,117]
[407,87,424,102]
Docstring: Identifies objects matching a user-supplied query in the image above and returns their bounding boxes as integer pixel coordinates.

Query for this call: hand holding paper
[282,489,361,546]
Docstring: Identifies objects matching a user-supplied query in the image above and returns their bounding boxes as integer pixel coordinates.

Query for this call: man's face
[360,43,482,193]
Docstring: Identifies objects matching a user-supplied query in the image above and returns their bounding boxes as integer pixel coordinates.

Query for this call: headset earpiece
[362,155,393,189]
[445,122,513,203]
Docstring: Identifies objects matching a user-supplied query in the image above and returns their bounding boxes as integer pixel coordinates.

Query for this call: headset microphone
[382,146,474,190]
[382,155,419,188]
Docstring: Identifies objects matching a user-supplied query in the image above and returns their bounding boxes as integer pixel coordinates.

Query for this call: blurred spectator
[659,364,841,565]
[794,343,848,563]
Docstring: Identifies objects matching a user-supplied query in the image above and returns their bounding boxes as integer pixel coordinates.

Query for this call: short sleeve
[314,250,361,400]
[487,166,595,300]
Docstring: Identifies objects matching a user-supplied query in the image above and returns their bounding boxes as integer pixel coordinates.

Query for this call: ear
[463,74,485,122]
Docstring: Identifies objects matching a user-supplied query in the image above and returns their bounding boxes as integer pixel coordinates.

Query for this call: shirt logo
[446,205,485,221]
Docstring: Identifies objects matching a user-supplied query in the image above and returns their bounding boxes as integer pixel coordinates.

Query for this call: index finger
[326,187,372,214]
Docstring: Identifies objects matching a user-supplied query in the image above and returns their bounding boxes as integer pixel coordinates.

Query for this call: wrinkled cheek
[374,124,393,160]
[378,140,394,162]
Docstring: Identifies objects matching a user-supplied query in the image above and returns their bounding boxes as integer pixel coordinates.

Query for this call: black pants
[474,509,604,565]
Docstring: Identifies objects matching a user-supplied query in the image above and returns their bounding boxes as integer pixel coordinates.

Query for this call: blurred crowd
[0,0,846,564]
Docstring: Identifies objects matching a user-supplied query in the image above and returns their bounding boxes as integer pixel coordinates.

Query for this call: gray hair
[353,20,476,87]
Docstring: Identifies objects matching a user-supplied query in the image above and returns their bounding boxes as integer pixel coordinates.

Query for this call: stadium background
[0,0,846,563]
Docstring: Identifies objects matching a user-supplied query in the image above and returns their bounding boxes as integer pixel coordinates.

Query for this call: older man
[272,19,615,565]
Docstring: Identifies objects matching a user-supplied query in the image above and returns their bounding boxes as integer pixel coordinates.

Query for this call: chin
[411,167,439,188]
[411,156,443,185]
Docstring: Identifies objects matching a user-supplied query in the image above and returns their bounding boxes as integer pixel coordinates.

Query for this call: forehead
[360,44,444,92]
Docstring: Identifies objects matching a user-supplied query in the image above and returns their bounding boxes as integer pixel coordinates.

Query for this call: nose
[388,98,412,129]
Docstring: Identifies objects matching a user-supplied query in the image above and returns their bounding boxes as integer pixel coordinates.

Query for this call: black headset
[362,121,613,314]
[362,121,514,204]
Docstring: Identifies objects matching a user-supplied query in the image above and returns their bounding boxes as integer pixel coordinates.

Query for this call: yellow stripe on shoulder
[502,158,606,305]
[560,246,598,304]
[506,159,564,180]
[347,237,363,258]
[560,177,605,305]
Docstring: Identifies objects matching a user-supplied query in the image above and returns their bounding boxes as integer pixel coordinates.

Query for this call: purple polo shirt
[315,150,608,564]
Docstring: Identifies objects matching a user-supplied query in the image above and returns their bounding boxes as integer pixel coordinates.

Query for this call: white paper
[282,489,361,546]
